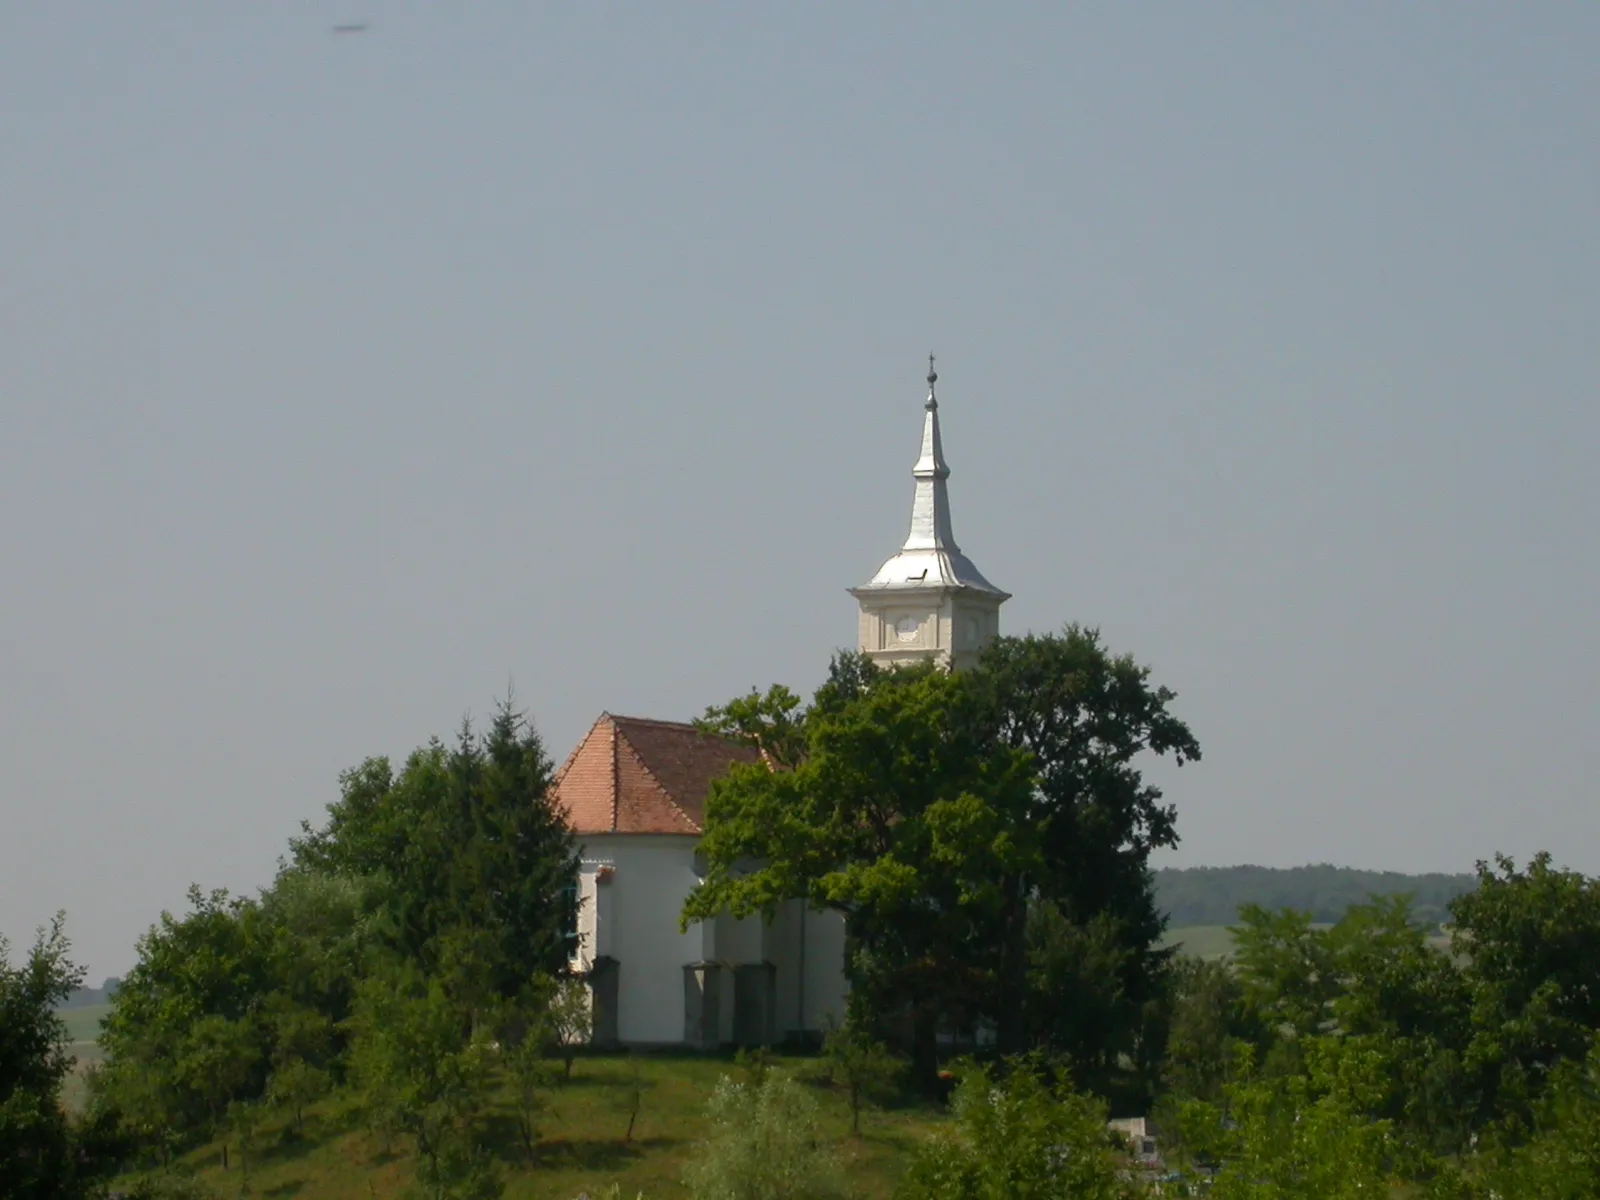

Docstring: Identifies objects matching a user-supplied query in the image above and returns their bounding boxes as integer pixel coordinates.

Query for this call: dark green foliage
[1480,1040,1600,1198]
[1449,852,1600,1132]
[688,631,1199,1096]
[971,629,1197,1065]
[1155,864,1476,928]
[1214,862,1600,1173]
[1025,904,1173,1106]
[0,914,120,1198]
[686,656,1039,1087]
[291,696,578,1006]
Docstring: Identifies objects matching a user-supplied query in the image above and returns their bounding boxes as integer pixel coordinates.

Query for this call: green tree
[1026,903,1171,1102]
[266,1058,329,1134]
[1162,956,1259,1103]
[1228,905,1339,1075]
[1180,1038,1399,1200]
[292,697,578,1011]
[543,974,592,1081]
[347,967,499,1197]
[1480,1039,1600,1199]
[489,975,563,1162]
[969,629,1199,1062]
[176,1014,261,1148]
[685,658,1037,1087]
[683,1074,846,1200]
[0,914,114,1198]
[95,887,275,1144]
[821,1014,902,1136]
[1449,853,1600,1130]
[896,1056,1142,1200]
[1324,896,1473,1150]
[255,867,372,1045]
[688,633,1198,1093]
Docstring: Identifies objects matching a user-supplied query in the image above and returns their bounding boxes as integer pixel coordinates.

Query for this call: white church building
[551,361,1009,1048]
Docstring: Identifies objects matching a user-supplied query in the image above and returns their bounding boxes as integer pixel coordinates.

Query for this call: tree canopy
[684,627,1200,1093]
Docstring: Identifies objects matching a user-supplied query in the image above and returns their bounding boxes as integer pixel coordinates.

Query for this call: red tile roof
[551,714,762,836]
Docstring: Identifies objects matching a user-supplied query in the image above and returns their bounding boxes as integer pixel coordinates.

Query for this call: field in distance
[1159,925,1238,960]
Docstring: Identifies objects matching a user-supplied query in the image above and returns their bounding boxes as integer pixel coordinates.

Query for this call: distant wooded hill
[1154,865,1478,929]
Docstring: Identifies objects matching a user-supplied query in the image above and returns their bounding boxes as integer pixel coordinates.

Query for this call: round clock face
[894,615,920,642]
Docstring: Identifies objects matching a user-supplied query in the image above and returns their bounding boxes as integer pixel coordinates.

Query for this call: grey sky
[3,3,1597,979]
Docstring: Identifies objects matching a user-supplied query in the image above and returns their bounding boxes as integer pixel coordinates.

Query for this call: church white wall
[802,906,849,1032]
[576,834,703,1045]
[760,900,849,1038]
[576,835,852,1047]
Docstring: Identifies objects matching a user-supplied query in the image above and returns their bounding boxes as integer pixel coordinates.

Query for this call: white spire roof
[852,360,1008,597]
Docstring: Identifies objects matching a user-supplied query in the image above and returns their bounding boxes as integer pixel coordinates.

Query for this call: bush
[896,1056,1142,1200]
[683,1074,845,1200]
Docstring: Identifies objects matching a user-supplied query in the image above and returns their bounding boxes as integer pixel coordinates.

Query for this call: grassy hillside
[1154,864,1476,928]
[119,1053,946,1200]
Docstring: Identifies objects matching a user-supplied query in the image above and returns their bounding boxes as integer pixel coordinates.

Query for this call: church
[551,362,1009,1048]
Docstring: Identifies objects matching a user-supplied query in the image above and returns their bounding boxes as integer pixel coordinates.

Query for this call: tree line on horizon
[1153,863,1479,930]
[4,626,1600,1198]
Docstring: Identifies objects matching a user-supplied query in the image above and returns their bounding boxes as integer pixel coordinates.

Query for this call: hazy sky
[3,3,1597,979]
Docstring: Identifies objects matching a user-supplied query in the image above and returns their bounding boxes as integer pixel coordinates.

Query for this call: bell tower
[849,359,1009,670]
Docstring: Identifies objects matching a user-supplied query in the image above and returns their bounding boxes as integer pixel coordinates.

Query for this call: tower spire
[849,358,1010,669]
[907,356,953,550]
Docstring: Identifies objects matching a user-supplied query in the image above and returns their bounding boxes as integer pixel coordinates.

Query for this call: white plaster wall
[762,901,803,1033]
[577,836,853,1046]
[802,907,850,1032]
[577,834,704,1045]
[715,911,765,964]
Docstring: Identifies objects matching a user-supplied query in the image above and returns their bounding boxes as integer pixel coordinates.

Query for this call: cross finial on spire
[926,353,938,410]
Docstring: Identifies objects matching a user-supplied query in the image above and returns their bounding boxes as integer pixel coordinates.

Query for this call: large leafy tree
[685,659,1037,1084]
[968,628,1199,1061]
[685,629,1199,1090]
[1449,853,1600,1131]
[95,886,276,1145]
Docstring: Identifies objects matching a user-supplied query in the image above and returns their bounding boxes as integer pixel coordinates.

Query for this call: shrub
[683,1074,845,1200]
[896,1056,1142,1200]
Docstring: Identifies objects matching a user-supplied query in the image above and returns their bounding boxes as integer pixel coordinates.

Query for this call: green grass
[117,1053,948,1199]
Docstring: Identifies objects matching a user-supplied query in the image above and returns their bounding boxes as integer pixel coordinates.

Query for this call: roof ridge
[613,725,701,834]
[608,713,717,734]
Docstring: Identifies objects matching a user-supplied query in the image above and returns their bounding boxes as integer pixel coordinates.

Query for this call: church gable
[551,713,759,836]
